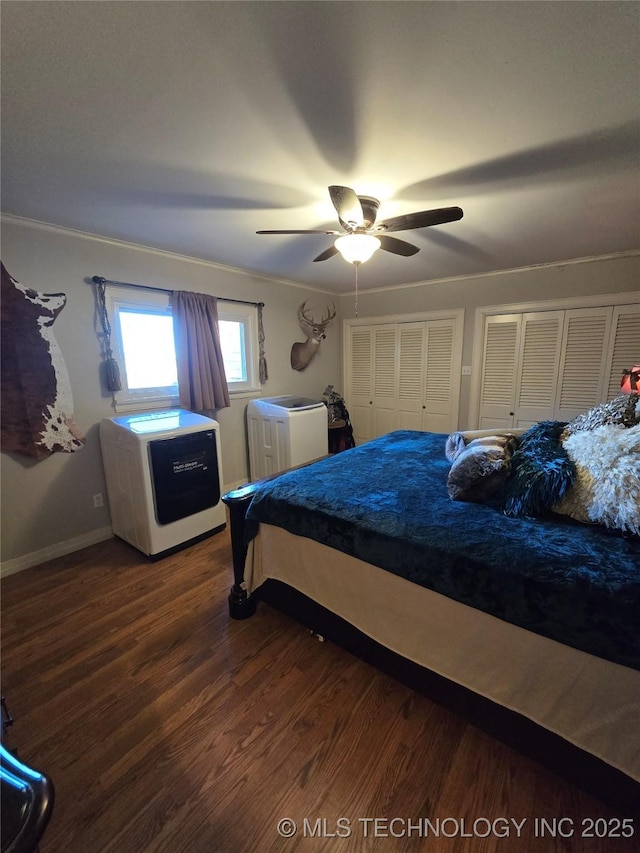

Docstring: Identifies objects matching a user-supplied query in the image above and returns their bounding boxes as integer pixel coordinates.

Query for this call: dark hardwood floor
[1,526,637,852]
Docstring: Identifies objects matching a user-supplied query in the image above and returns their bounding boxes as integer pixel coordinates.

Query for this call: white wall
[339,252,640,428]
[0,217,342,570]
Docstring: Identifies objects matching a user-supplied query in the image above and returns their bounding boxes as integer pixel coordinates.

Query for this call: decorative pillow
[562,392,640,438]
[445,429,522,462]
[447,435,517,502]
[554,424,640,535]
[445,431,467,462]
[502,421,575,518]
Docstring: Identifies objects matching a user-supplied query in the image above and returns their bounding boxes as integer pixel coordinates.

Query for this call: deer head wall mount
[290,301,336,371]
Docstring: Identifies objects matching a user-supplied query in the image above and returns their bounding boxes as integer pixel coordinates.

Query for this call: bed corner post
[222,484,258,619]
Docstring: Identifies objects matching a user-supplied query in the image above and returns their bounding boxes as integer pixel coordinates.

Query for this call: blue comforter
[246,431,640,670]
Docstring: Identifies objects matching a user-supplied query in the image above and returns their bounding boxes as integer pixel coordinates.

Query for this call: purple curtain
[171,290,230,411]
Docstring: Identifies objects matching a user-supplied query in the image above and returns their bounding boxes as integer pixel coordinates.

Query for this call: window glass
[118,309,178,390]
[219,319,247,383]
[218,306,259,393]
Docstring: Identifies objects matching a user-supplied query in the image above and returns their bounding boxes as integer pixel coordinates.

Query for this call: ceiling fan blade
[256,229,341,235]
[376,206,464,233]
[378,235,420,257]
[328,185,365,229]
[313,245,340,262]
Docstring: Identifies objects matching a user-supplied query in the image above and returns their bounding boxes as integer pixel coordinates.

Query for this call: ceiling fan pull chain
[354,261,359,317]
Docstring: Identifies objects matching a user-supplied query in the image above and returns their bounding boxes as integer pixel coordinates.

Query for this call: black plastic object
[1,743,55,853]
[149,429,220,525]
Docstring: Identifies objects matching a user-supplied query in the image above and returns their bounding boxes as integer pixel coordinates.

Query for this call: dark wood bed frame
[222,478,640,816]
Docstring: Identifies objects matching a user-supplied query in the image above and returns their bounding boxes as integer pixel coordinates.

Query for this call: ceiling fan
[257,185,463,264]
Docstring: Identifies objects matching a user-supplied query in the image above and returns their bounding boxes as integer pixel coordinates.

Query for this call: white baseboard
[1,486,246,579]
[1,526,114,578]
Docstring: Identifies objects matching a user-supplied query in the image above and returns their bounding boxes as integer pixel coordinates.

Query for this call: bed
[222,428,640,813]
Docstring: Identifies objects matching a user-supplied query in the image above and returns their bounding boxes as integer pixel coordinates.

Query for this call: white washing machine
[247,396,328,480]
[100,409,225,557]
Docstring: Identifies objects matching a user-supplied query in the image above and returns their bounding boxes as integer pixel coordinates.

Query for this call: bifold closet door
[604,304,640,399]
[396,321,458,434]
[554,308,613,422]
[347,325,399,444]
[347,318,461,443]
[478,314,521,429]
[478,302,639,429]
[348,326,374,445]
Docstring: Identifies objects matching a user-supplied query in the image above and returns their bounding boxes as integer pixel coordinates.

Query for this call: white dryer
[247,395,328,480]
[100,409,225,557]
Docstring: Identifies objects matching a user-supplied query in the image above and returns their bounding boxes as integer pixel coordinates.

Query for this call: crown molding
[339,249,640,298]
[0,213,336,297]
[3,213,637,299]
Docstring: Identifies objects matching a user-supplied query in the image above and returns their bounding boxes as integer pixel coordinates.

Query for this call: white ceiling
[2,1,639,294]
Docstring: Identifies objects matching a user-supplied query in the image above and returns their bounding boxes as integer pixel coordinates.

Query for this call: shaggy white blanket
[554,424,640,535]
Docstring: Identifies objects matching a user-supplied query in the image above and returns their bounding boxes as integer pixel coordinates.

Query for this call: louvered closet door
[372,325,398,438]
[349,318,462,443]
[422,320,457,433]
[555,308,612,421]
[396,323,425,431]
[604,304,640,399]
[349,327,374,444]
[478,315,521,428]
[513,311,564,427]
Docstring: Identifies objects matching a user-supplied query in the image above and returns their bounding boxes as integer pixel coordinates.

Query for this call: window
[106,287,260,410]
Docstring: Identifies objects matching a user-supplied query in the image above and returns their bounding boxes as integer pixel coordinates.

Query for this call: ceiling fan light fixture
[334,233,381,264]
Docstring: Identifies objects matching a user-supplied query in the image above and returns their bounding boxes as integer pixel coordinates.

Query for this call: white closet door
[396,323,425,431]
[514,311,564,427]
[476,301,637,430]
[604,304,640,399]
[478,315,520,428]
[348,327,374,444]
[372,325,398,437]
[555,307,612,421]
[346,312,463,442]
[422,320,458,433]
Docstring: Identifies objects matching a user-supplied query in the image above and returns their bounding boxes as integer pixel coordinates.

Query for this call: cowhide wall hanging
[1,262,85,459]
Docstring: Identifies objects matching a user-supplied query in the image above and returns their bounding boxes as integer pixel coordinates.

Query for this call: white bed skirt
[246,523,640,783]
